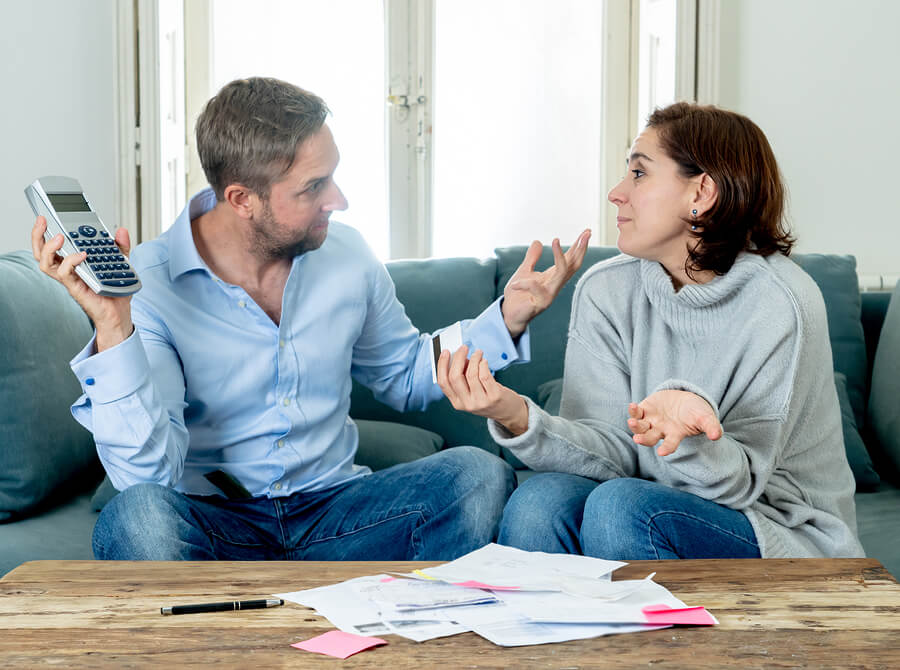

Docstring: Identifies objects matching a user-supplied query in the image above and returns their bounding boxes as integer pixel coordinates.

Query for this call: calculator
[25,176,141,297]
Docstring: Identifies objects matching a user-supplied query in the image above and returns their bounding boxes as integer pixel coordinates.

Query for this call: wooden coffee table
[1,559,898,668]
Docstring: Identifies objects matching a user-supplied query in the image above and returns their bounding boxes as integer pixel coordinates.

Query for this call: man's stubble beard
[250,199,327,261]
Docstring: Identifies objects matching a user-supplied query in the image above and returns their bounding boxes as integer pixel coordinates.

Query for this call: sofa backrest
[351,246,890,462]
[0,251,102,520]
[349,256,501,452]
[492,246,621,403]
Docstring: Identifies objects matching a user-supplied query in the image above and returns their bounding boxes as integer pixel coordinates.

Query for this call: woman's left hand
[627,390,723,456]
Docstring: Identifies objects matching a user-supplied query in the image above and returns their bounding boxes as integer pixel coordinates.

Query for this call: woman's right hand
[32,216,135,352]
[436,345,530,436]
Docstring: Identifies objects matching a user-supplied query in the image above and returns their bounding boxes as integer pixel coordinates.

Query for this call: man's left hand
[501,229,592,338]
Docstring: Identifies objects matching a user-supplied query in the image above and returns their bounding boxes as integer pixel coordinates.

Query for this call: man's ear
[692,173,718,216]
[222,183,257,220]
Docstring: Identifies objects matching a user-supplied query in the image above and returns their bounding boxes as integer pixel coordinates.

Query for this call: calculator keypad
[71,231,138,289]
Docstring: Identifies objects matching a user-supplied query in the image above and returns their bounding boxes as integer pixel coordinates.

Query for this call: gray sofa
[2,246,899,577]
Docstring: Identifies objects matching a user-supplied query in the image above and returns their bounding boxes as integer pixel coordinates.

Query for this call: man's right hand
[32,216,135,352]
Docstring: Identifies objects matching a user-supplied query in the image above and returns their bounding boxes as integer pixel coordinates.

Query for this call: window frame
[118,0,718,254]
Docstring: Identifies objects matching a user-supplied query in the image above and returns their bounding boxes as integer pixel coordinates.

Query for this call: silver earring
[692,209,698,216]
[691,224,698,231]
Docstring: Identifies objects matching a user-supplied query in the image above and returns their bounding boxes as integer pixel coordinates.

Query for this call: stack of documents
[276,543,716,647]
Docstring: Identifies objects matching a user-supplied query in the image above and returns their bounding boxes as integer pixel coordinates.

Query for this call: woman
[436,102,863,560]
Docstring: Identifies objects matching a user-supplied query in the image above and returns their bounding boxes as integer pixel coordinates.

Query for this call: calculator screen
[48,193,90,212]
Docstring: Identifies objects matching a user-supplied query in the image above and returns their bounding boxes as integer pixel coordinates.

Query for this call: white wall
[717,0,900,278]
[0,0,117,255]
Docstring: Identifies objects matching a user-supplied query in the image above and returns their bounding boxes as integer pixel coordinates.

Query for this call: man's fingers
[465,349,483,385]
[56,250,87,284]
[114,227,132,256]
[436,349,458,402]
[31,217,47,261]
[447,345,471,395]
[38,233,65,274]
[513,239,542,277]
[564,229,592,270]
[550,237,565,271]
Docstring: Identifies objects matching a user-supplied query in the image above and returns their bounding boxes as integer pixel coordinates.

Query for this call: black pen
[160,598,284,615]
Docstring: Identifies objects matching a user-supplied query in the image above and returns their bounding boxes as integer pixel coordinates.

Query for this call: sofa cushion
[868,280,900,476]
[792,254,868,428]
[492,246,621,405]
[350,257,500,453]
[834,373,879,491]
[0,251,101,521]
[537,377,564,416]
[353,419,444,472]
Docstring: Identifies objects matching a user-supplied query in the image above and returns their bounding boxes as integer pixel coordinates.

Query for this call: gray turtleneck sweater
[489,252,863,559]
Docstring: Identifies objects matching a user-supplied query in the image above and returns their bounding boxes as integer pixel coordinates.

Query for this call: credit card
[430,321,463,383]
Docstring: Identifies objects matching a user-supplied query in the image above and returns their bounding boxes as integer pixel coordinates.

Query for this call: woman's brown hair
[647,102,795,277]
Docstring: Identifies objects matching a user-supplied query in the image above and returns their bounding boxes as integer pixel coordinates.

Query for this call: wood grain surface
[1,558,898,668]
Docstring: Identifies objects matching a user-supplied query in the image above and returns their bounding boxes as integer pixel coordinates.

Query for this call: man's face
[250,124,348,259]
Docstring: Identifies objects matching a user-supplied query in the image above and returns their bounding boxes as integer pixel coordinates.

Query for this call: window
[431,0,604,258]
[197,0,389,257]
[125,0,700,258]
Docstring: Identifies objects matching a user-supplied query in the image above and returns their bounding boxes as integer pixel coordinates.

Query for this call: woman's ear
[692,173,719,216]
[223,183,256,220]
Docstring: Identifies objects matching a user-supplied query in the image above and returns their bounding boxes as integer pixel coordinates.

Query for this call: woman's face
[608,127,699,273]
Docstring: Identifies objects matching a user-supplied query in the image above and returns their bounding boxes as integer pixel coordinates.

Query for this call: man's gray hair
[196,77,330,201]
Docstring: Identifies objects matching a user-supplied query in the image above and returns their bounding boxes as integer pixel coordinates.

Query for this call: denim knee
[580,478,664,559]
[499,472,597,553]
[92,482,197,560]
[442,446,515,508]
[427,446,516,546]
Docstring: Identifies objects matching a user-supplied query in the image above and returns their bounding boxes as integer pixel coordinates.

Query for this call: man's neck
[191,203,292,292]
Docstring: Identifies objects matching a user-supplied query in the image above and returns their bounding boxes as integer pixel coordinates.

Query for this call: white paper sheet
[417,542,625,591]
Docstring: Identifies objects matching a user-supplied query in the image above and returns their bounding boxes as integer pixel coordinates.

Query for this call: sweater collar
[640,252,763,332]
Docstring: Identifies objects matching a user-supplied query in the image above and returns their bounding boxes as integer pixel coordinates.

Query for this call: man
[33,77,590,561]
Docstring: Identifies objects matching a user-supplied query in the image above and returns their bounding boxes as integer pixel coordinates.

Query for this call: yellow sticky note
[413,569,437,580]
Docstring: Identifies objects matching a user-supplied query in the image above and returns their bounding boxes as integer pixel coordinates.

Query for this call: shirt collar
[168,188,219,281]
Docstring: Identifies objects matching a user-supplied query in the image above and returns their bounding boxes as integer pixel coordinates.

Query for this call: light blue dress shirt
[70,189,529,497]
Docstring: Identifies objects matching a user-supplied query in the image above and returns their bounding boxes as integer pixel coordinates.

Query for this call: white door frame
[113,0,140,244]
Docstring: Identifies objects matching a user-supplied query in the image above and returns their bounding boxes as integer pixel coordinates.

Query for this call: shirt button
[85,377,95,386]
[238,300,246,308]
[501,352,508,360]
[273,482,282,491]
[279,339,285,348]
[282,398,291,406]
[277,439,284,448]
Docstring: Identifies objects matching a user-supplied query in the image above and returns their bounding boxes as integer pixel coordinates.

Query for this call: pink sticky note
[380,576,396,582]
[642,604,717,626]
[291,631,387,659]
[452,580,521,591]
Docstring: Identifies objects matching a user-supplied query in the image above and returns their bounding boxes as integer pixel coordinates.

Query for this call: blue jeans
[93,447,515,561]
[498,473,760,560]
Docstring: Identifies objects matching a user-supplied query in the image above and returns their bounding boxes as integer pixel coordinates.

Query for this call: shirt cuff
[463,297,531,372]
[70,329,151,404]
